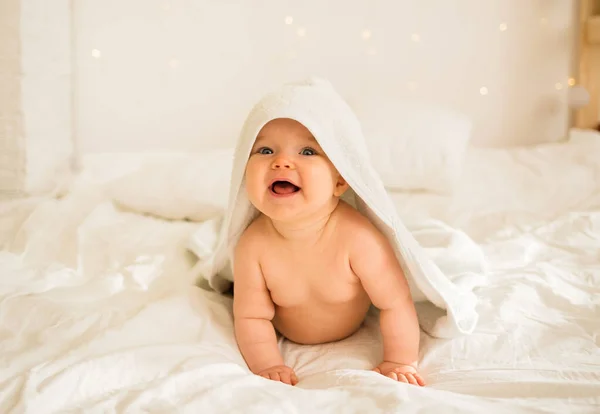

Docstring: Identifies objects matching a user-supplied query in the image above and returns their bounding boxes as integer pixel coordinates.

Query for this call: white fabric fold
[190,77,480,338]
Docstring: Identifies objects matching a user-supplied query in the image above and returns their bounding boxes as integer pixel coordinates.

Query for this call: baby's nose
[271,157,294,169]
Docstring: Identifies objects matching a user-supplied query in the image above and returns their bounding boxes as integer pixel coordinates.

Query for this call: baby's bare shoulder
[236,215,270,253]
[335,202,392,252]
[336,202,383,236]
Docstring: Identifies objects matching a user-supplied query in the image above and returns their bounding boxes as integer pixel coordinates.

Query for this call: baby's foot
[257,365,298,386]
[373,361,426,386]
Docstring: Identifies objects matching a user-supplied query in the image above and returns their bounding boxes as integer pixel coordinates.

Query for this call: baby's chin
[257,205,305,223]
[258,200,340,224]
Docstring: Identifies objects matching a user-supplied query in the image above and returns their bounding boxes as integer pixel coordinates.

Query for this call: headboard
[575,0,600,130]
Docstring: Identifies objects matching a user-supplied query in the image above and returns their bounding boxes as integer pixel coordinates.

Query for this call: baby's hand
[257,365,298,386]
[373,361,426,386]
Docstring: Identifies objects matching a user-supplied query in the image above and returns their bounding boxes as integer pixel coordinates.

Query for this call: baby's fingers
[413,373,426,386]
[396,373,409,384]
[279,370,293,385]
[386,371,409,383]
[404,373,419,386]
[387,371,410,384]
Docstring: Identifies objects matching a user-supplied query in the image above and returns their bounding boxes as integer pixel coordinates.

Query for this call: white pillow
[353,98,473,194]
[106,149,234,222]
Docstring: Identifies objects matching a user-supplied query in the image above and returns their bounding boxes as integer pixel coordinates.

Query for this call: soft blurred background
[3,0,598,197]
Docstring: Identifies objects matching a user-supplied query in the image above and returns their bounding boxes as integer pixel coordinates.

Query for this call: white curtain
[0,0,26,197]
[0,0,74,198]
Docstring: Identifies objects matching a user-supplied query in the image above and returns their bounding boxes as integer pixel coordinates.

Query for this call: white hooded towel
[192,78,479,338]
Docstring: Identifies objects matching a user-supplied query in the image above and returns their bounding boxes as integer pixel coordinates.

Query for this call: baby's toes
[290,372,298,386]
[269,372,281,382]
[386,371,398,381]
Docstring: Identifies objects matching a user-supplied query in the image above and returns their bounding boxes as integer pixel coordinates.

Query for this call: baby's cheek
[244,175,264,202]
[248,178,264,194]
[245,162,265,183]
[307,172,336,195]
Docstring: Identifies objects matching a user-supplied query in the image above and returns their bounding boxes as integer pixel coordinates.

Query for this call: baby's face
[245,118,348,222]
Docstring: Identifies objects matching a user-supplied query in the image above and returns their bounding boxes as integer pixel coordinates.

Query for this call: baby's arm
[350,223,425,385]
[232,233,297,385]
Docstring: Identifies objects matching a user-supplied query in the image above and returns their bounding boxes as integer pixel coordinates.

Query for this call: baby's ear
[333,174,349,197]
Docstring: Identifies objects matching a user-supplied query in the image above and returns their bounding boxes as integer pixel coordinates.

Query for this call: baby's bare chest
[260,246,364,307]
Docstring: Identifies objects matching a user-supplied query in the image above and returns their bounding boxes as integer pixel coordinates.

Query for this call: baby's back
[250,202,373,344]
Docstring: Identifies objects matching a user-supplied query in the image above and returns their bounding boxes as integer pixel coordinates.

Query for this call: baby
[232,117,425,387]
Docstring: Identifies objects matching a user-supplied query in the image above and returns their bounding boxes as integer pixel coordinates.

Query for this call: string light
[88,11,572,124]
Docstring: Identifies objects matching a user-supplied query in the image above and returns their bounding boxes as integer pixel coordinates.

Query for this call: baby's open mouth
[270,180,301,195]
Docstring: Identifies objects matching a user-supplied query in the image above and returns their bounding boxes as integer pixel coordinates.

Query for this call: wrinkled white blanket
[2,131,600,412]
[189,77,483,338]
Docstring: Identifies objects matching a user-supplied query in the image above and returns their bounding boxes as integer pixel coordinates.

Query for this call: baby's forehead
[256,118,316,143]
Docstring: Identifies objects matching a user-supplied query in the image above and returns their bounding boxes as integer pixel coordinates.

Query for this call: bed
[1,128,600,413]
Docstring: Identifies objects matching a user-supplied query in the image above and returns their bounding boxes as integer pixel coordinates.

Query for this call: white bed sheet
[1,130,600,413]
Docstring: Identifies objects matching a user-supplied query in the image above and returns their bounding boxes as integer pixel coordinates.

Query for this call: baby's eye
[300,147,316,156]
[257,147,273,155]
